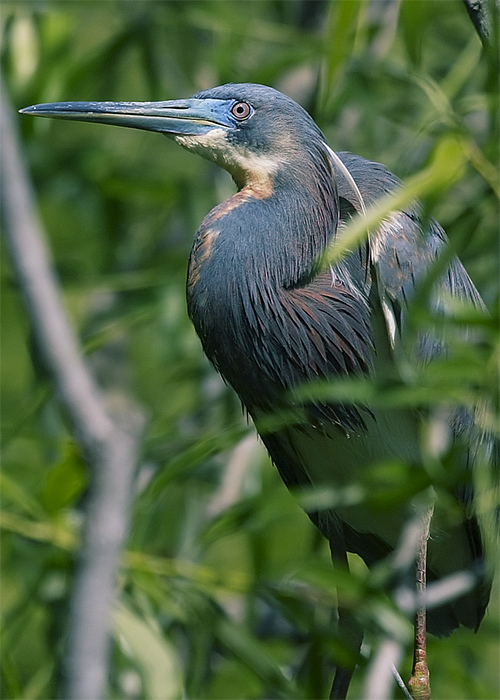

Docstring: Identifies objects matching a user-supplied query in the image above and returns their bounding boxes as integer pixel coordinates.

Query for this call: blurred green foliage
[1,1,498,698]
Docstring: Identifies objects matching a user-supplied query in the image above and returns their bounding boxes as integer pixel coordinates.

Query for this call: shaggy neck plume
[185,150,352,414]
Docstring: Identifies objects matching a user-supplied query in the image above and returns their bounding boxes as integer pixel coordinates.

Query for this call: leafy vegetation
[1,1,498,698]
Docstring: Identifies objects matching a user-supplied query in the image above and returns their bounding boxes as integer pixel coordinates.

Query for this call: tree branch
[1,75,143,700]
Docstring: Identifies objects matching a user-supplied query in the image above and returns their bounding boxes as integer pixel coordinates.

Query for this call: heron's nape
[21,83,493,700]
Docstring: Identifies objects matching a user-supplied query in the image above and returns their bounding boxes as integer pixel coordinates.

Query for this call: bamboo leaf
[113,600,184,700]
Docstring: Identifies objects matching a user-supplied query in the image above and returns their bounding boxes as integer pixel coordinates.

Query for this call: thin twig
[362,498,435,700]
[408,503,434,700]
[1,76,143,700]
[392,665,414,700]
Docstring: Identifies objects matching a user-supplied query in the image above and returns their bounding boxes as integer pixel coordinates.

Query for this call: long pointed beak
[19,98,232,136]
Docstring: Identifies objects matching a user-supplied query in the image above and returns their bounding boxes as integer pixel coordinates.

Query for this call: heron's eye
[231,101,252,120]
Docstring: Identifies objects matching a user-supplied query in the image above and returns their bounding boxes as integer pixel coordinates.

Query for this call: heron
[21,83,492,699]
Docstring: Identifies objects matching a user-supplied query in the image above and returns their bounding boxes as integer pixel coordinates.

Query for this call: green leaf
[215,615,297,695]
[319,0,368,112]
[39,442,87,515]
[0,471,46,519]
[113,600,184,700]
[325,133,468,267]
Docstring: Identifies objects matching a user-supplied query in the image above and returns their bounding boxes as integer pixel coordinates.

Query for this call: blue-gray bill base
[21,83,493,699]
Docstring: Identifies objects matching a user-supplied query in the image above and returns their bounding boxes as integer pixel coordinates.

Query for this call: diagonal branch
[1,75,143,700]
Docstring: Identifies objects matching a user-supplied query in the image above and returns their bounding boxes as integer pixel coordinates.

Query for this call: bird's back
[271,152,492,635]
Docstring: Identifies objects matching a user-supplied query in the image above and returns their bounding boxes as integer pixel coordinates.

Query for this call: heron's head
[20,83,331,194]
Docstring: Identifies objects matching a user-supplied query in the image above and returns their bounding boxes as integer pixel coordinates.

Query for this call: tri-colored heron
[21,83,491,699]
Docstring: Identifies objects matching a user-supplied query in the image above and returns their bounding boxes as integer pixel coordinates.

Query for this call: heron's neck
[186,164,338,404]
[196,163,337,282]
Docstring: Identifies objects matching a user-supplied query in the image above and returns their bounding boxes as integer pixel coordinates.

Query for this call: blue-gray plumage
[21,83,492,697]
